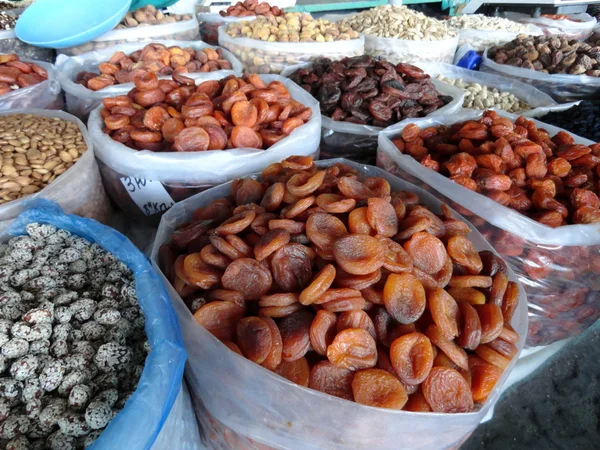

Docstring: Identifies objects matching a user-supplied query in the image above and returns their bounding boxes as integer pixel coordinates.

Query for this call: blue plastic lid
[15,0,132,49]
[456,50,483,71]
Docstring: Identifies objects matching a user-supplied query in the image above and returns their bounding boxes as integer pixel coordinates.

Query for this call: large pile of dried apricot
[390,110,600,226]
[159,155,521,413]
[101,73,311,151]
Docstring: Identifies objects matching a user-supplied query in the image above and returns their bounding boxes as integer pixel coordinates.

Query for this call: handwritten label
[120,177,175,216]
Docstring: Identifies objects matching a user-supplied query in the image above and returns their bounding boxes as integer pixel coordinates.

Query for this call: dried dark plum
[354,78,378,93]
[438,95,453,105]
[317,84,342,108]
[369,101,392,123]
[332,107,348,121]
[341,92,363,111]
[382,80,412,99]
[361,88,379,100]
[348,55,373,68]
[350,107,370,121]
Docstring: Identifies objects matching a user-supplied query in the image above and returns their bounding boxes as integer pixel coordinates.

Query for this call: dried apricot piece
[428,288,459,340]
[260,182,285,212]
[383,273,426,325]
[447,287,486,305]
[327,328,377,370]
[501,281,520,322]
[487,337,518,359]
[173,127,210,152]
[469,355,502,403]
[258,304,303,318]
[275,357,310,386]
[448,276,492,288]
[215,211,256,235]
[309,361,354,401]
[474,304,504,344]
[316,194,356,214]
[474,344,511,370]
[337,310,376,340]
[456,302,482,351]
[309,310,337,356]
[348,207,376,236]
[254,229,290,261]
[333,234,385,276]
[279,310,314,362]
[221,258,272,300]
[337,176,375,200]
[404,386,432,412]
[425,324,468,371]
[223,341,243,356]
[422,366,474,413]
[230,125,262,148]
[389,332,434,385]
[320,296,366,313]
[193,301,245,341]
[379,237,413,273]
[299,264,336,305]
[271,243,314,292]
[367,198,399,237]
[403,232,447,275]
[200,244,232,269]
[231,100,258,127]
[236,316,273,365]
[306,213,348,252]
[286,171,326,197]
[447,236,483,275]
[352,369,408,410]
[206,289,244,306]
[261,316,283,370]
[183,253,221,289]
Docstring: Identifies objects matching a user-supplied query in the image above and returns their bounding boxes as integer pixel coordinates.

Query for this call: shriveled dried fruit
[352,368,408,410]
[327,328,377,371]
[422,366,474,413]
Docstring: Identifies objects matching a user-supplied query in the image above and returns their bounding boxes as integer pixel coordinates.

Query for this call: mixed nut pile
[446,14,531,32]
[0,223,148,449]
[219,0,283,18]
[116,5,193,29]
[289,57,451,127]
[160,155,521,413]
[0,114,87,205]
[436,75,530,113]
[0,54,48,95]
[340,6,455,41]
[101,73,311,151]
[225,12,360,42]
[0,11,16,30]
[75,44,233,91]
[488,35,600,76]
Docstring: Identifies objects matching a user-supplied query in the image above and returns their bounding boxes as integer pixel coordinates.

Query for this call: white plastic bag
[57,16,200,56]
[0,109,112,234]
[0,60,62,111]
[363,33,459,65]
[481,48,600,102]
[55,40,243,120]
[218,26,365,74]
[198,13,248,45]
[88,74,321,221]
[376,110,600,347]
[150,158,528,450]
[319,79,464,164]
[455,27,539,52]
[416,62,558,117]
[504,12,596,40]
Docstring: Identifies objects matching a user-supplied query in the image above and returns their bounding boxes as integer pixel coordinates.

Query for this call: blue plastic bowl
[15,0,132,49]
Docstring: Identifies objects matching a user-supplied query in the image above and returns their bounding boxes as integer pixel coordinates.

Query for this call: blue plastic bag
[5,199,187,450]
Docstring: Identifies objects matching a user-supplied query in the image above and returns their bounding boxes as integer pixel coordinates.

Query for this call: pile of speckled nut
[0,114,87,205]
[116,5,193,29]
[0,223,148,449]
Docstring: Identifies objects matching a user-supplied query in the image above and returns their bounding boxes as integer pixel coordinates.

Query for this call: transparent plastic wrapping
[57,17,200,56]
[88,74,321,222]
[416,62,559,118]
[4,199,187,450]
[218,26,365,74]
[318,79,465,165]
[504,12,597,40]
[376,110,600,347]
[0,27,55,62]
[0,109,112,234]
[0,60,62,111]
[198,13,247,45]
[55,40,242,120]
[481,49,600,102]
[455,26,540,52]
[150,159,528,450]
[363,33,459,65]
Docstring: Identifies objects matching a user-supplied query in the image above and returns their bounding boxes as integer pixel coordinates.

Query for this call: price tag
[120,177,175,216]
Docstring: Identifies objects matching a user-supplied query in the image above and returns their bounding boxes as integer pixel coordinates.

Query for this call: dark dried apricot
[352,369,408,410]
[309,361,354,401]
[309,310,337,356]
[383,273,426,324]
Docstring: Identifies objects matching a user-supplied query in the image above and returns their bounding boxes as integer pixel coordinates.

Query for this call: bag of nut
[377,109,600,348]
[480,44,600,103]
[504,12,597,41]
[417,62,560,118]
[150,157,528,450]
[57,14,200,57]
[55,40,243,120]
[1,199,189,449]
[217,24,365,75]
[0,58,62,111]
[88,74,321,223]
[282,59,464,165]
[0,109,112,233]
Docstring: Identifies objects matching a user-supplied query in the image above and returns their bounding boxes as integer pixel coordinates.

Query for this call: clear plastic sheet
[218,26,365,74]
[376,109,600,347]
[198,13,247,45]
[0,60,61,111]
[481,49,600,102]
[416,62,559,118]
[504,12,597,40]
[88,74,321,221]
[0,109,112,234]
[57,17,200,56]
[55,40,242,120]
[150,159,528,450]
[4,199,187,450]
[363,33,459,65]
